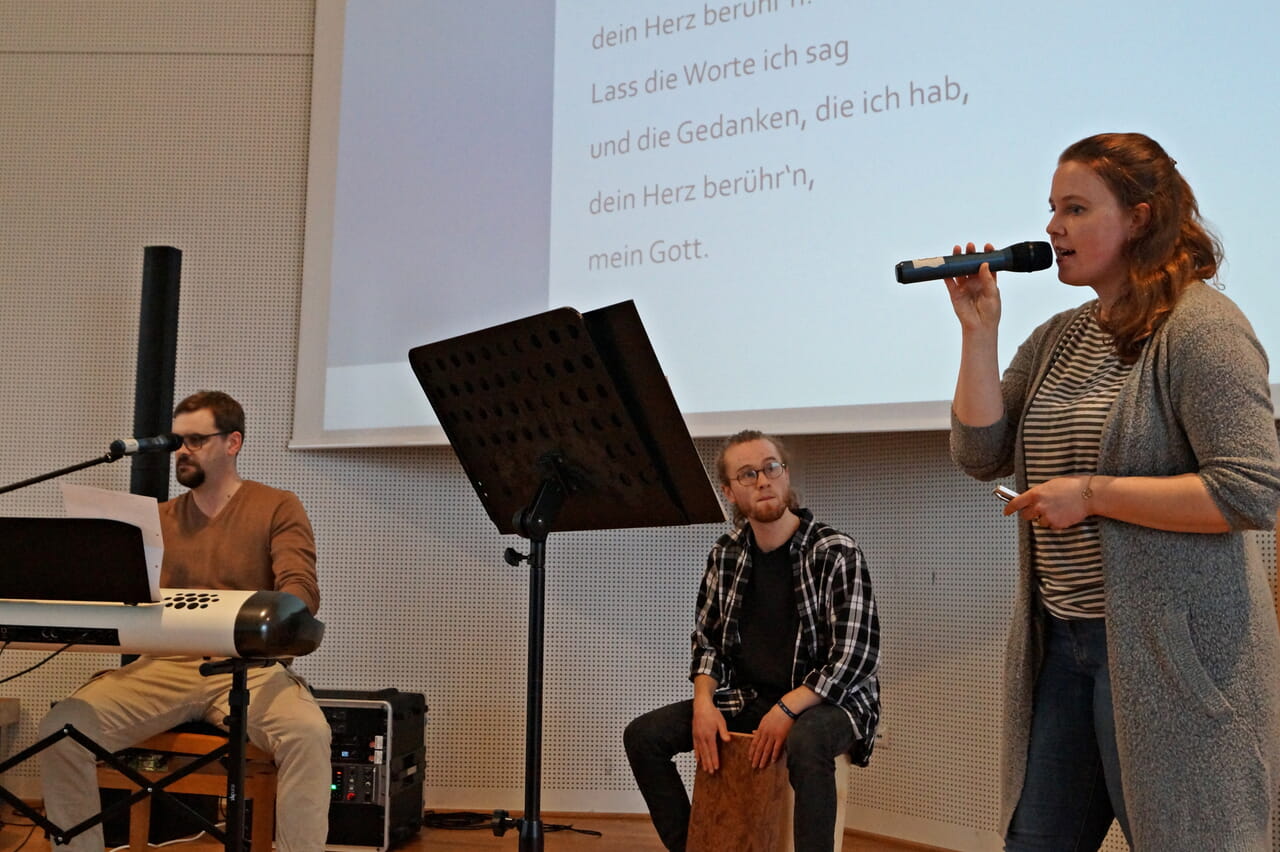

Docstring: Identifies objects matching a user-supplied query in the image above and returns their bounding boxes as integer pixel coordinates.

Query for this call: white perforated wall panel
[1,6,1276,852]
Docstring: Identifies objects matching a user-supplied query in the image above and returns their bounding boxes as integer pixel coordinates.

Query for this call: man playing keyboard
[38,390,332,852]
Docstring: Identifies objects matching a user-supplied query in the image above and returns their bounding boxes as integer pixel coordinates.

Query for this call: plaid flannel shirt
[689,508,881,764]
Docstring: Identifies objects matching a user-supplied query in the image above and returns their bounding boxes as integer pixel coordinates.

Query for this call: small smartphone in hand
[992,485,1019,503]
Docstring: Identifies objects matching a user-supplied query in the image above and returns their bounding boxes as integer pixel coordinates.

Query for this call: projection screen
[294,0,1280,447]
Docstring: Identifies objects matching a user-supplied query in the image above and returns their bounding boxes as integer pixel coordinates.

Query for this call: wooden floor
[0,806,937,851]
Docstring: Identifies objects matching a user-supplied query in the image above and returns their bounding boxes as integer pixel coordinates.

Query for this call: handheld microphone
[895,241,1053,284]
[108,433,183,459]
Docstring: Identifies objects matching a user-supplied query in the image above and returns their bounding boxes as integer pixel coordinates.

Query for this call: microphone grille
[1010,241,1053,272]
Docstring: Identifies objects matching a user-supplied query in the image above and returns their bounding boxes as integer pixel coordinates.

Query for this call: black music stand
[408,299,724,851]
[0,517,156,603]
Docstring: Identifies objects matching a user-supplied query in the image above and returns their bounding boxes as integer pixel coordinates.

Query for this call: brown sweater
[159,480,319,614]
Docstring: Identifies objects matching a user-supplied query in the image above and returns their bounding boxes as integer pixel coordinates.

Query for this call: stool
[687,732,851,852]
[96,731,277,852]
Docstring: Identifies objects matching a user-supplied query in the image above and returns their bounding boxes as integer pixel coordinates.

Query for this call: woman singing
[947,132,1280,851]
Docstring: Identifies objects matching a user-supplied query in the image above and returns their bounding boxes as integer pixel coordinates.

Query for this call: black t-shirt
[732,541,798,699]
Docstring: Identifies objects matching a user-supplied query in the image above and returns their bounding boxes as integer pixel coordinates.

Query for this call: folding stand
[409,300,724,850]
[0,658,270,851]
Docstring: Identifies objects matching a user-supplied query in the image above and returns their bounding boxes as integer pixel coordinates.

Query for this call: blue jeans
[624,695,856,852]
[1006,616,1132,851]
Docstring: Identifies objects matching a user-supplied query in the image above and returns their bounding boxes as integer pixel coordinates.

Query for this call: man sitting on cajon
[625,430,882,852]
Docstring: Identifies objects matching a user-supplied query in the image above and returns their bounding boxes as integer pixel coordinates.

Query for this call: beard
[739,490,790,524]
[175,459,205,489]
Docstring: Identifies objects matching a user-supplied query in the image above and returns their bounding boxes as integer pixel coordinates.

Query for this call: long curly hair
[1058,133,1222,362]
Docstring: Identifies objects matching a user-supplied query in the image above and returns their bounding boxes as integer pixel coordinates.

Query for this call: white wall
[0,5,1275,851]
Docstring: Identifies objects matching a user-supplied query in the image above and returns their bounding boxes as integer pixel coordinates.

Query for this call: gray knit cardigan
[951,282,1280,851]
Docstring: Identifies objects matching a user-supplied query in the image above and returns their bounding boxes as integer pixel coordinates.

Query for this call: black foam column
[130,246,182,501]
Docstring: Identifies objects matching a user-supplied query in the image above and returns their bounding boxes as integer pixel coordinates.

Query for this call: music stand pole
[505,475,566,850]
[522,537,546,851]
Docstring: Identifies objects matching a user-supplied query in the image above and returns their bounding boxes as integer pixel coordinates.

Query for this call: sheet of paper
[60,483,163,601]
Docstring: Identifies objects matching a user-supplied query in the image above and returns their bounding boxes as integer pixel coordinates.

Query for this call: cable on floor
[422,810,602,837]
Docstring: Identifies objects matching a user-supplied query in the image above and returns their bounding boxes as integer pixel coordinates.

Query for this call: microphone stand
[0,448,131,496]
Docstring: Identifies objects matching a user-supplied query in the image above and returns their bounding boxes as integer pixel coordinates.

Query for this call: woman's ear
[1129,202,1152,237]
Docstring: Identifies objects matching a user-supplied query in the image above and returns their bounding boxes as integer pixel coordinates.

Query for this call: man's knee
[260,705,330,762]
[39,698,101,743]
[784,714,844,772]
[289,700,331,738]
[783,721,824,757]
[296,712,333,755]
[623,714,649,758]
[624,707,673,760]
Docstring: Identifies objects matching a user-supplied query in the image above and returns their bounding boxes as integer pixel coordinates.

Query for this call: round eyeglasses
[734,460,787,486]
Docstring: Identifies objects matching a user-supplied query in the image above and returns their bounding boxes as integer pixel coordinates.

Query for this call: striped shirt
[691,508,881,764]
[1023,307,1132,619]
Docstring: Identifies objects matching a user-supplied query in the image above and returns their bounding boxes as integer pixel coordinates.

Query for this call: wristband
[776,699,799,720]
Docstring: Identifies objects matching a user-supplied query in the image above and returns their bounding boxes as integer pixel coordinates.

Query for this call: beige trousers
[38,656,332,852]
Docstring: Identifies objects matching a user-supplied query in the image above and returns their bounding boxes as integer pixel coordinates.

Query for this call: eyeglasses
[178,431,231,450]
[733,460,787,486]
